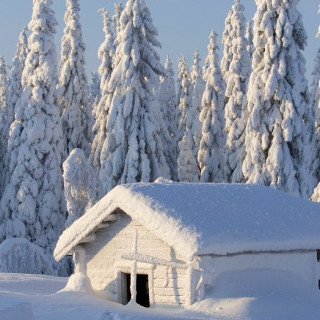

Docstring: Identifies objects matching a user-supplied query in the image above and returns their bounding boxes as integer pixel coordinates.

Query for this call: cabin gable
[83,211,188,306]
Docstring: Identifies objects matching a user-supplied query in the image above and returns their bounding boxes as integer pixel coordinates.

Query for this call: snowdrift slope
[0,270,320,320]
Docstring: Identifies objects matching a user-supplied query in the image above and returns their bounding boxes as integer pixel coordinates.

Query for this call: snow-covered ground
[0,269,319,320]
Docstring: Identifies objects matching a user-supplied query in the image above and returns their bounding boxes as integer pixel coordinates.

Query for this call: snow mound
[0,272,319,320]
[191,269,320,320]
[61,272,93,293]
[0,238,54,275]
[0,303,35,320]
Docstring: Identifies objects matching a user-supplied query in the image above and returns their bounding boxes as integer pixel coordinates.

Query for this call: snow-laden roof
[54,182,320,261]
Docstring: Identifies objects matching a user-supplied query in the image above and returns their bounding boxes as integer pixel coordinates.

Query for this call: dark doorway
[136,274,150,308]
[121,273,150,308]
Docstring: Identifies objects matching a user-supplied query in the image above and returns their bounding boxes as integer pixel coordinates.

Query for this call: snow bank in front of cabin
[55,183,320,262]
[190,269,320,320]
[0,271,319,320]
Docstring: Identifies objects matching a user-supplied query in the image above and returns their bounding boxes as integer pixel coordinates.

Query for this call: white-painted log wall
[84,211,187,306]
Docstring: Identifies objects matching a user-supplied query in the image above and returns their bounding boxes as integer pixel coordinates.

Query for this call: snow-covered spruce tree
[311,49,320,192]
[176,56,199,182]
[198,31,226,183]
[0,57,9,192]
[59,0,90,158]
[89,71,101,109]
[113,2,123,47]
[310,9,320,200]
[246,19,254,58]
[176,56,193,143]
[98,0,170,195]
[190,49,206,154]
[310,51,320,111]
[177,51,205,183]
[0,0,65,258]
[6,27,29,139]
[158,56,178,180]
[0,57,9,133]
[1,27,29,195]
[221,0,250,183]
[90,9,115,172]
[177,128,200,182]
[242,0,313,198]
[63,149,98,227]
[88,71,101,143]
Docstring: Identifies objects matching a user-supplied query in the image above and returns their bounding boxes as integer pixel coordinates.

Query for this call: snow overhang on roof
[54,182,320,262]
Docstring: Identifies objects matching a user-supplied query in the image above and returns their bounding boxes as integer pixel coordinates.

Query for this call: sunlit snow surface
[0,270,320,319]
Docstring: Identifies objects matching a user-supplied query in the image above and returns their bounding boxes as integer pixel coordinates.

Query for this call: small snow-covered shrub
[0,238,54,275]
[63,148,98,227]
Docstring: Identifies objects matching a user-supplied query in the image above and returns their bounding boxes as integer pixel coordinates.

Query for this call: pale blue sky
[0,0,318,79]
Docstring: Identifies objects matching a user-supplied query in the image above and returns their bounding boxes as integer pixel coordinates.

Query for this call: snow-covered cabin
[54,183,320,308]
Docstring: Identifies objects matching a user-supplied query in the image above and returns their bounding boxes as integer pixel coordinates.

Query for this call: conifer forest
[0,0,319,275]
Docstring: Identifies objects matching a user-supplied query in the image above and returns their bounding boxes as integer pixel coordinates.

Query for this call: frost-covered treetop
[8,26,29,102]
[177,56,192,136]
[23,0,58,91]
[11,26,29,82]
[177,56,190,85]
[8,25,28,114]
[189,49,205,159]
[318,4,320,37]
[1,26,29,197]
[0,57,9,166]
[246,19,254,57]
[164,55,174,78]
[0,55,9,132]
[204,31,222,88]
[28,0,57,40]
[89,71,101,102]
[98,8,115,91]
[0,57,8,101]
[113,2,123,41]
[60,0,87,84]
[221,0,250,95]
[190,49,202,84]
[14,27,29,67]
[109,0,164,93]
